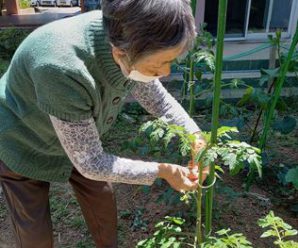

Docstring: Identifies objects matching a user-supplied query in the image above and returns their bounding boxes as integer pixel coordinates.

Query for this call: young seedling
[258,211,298,248]
[134,118,262,246]
[137,207,298,247]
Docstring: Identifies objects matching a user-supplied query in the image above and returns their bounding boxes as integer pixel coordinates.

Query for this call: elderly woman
[0,0,208,247]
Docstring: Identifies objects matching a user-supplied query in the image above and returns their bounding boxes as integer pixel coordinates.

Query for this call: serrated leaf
[260,230,276,238]
[217,126,239,137]
[216,228,231,236]
[193,50,215,71]
[285,167,298,189]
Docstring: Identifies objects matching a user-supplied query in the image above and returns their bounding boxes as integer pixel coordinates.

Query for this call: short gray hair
[101,0,196,63]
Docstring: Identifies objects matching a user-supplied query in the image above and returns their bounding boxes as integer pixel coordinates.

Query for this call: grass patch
[0,58,9,77]
[49,183,94,247]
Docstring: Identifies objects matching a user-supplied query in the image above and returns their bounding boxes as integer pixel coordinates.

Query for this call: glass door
[247,0,294,38]
[269,0,293,32]
[205,0,249,38]
[204,0,295,40]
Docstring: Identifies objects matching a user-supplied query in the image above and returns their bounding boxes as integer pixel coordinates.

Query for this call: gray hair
[101,0,196,64]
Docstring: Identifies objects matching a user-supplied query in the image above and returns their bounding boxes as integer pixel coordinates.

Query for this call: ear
[112,46,126,58]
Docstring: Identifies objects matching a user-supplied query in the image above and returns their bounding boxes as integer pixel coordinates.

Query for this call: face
[112,44,185,78]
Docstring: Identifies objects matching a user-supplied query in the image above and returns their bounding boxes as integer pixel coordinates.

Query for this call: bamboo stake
[204,0,228,237]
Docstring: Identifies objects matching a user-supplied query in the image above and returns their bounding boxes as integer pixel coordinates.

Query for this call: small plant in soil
[258,211,298,248]
[136,210,298,248]
[131,118,262,247]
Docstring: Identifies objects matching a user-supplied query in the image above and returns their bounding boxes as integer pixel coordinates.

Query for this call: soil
[0,113,297,248]
[1,161,297,248]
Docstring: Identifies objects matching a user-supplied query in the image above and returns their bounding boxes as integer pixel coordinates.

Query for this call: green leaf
[238,87,270,109]
[216,228,231,236]
[217,126,239,137]
[259,68,280,86]
[195,146,208,163]
[260,230,276,238]
[272,116,296,134]
[281,241,298,248]
[165,216,185,226]
[237,87,253,107]
[285,167,298,189]
[215,165,224,174]
[284,229,298,237]
[195,70,203,80]
[172,242,181,248]
[193,50,215,71]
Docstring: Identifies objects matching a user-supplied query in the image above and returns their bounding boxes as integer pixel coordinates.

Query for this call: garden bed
[0,106,297,247]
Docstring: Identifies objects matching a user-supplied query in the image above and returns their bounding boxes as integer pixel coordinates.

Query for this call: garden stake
[259,22,298,150]
[192,142,205,246]
[188,0,197,116]
[191,0,197,17]
[205,0,228,238]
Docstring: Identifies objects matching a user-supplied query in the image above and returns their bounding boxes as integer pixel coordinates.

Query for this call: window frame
[200,0,298,41]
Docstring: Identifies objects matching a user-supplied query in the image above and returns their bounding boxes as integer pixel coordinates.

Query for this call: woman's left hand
[188,133,210,183]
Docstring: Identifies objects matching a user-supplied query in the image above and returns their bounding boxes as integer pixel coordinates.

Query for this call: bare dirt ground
[0,113,297,248]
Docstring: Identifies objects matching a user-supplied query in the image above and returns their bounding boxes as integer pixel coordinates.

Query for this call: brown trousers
[0,160,117,248]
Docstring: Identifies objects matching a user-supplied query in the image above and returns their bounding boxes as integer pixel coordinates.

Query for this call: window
[204,0,297,40]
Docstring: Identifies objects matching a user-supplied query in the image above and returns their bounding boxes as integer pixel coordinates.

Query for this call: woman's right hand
[157,163,198,192]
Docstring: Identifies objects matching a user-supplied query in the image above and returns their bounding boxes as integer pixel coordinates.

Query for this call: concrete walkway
[0,7,81,28]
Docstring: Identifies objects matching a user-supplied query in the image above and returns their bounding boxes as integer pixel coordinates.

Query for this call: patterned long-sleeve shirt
[50,79,201,185]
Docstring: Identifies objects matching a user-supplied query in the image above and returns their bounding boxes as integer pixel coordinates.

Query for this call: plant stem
[250,80,275,144]
[195,161,204,246]
[259,23,298,150]
[205,0,228,237]
[273,221,283,245]
[188,0,196,114]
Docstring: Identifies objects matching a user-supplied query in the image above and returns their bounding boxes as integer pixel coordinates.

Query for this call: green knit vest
[0,10,135,182]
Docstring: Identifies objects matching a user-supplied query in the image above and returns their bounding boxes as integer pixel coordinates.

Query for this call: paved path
[0,7,81,28]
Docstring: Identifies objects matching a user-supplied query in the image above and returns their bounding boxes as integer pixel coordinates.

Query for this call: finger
[188,174,198,181]
[188,168,198,181]
[181,166,191,176]
[182,177,198,191]
[188,160,195,169]
[202,166,210,174]
[191,167,199,174]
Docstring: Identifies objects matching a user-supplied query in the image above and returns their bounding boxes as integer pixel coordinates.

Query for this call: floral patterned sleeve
[131,79,201,134]
[49,115,159,185]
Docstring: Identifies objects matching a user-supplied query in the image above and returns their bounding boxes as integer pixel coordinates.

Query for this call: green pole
[259,23,298,150]
[205,0,228,237]
[187,0,197,116]
[191,0,197,17]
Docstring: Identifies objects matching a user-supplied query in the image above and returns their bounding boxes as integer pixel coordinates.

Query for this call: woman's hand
[158,163,198,192]
[188,132,210,183]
